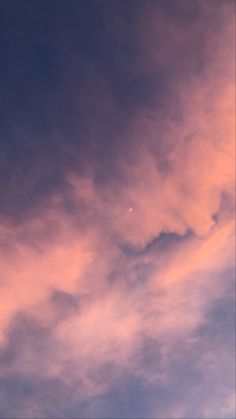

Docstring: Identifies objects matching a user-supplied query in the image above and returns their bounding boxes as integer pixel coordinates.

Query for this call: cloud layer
[0,1,235,418]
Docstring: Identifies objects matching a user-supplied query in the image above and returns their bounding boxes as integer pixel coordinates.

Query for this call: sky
[0,1,235,418]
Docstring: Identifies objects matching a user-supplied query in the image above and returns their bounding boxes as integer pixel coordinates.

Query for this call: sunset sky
[0,1,235,418]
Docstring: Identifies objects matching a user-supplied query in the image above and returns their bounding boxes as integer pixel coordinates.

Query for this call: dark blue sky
[0,0,224,218]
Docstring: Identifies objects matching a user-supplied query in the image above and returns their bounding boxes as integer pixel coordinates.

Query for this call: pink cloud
[0,2,234,416]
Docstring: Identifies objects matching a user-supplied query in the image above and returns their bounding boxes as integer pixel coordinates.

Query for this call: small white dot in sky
[129,207,133,212]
